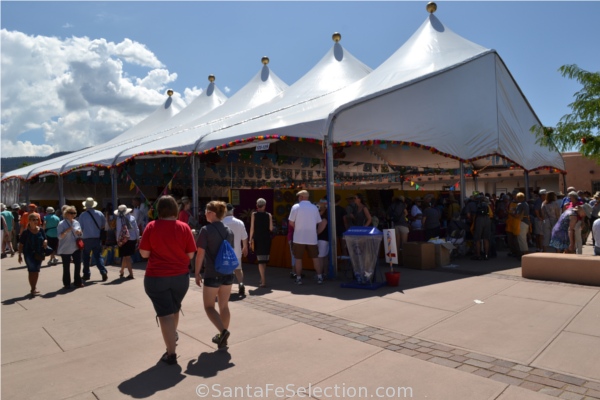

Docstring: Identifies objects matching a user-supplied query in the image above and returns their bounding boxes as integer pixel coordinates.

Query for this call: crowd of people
[2,186,598,365]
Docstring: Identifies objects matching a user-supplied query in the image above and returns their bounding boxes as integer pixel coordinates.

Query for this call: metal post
[191,155,199,220]
[58,175,65,208]
[459,162,466,209]
[25,181,30,205]
[325,133,337,279]
[524,171,530,201]
[111,168,118,208]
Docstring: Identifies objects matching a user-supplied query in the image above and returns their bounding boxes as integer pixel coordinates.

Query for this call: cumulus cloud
[224,86,231,93]
[62,23,74,29]
[1,29,182,157]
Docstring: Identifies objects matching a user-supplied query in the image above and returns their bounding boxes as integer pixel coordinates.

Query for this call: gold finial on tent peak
[332,32,342,43]
[262,56,270,65]
[426,2,437,13]
[208,75,215,83]
[166,89,174,96]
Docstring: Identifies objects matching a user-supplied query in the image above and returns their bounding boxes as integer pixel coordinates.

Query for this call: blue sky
[1,1,599,157]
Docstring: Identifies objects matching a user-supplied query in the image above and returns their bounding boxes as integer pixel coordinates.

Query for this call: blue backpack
[210,225,239,274]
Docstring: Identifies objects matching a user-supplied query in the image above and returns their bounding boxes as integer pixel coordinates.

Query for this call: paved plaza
[2,240,599,400]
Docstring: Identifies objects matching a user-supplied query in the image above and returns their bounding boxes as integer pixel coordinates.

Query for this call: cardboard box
[434,243,452,267]
[403,242,436,269]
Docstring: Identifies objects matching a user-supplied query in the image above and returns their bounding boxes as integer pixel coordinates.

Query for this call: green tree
[533,64,600,162]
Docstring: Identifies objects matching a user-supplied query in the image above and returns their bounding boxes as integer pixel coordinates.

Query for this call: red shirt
[178,210,190,224]
[139,219,196,277]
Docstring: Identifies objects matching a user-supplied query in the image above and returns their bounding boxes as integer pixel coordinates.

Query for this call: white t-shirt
[289,200,321,245]
[593,218,600,252]
[223,215,248,263]
[411,204,423,229]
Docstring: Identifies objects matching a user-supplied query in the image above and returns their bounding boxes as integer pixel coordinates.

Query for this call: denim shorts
[203,274,234,288]
[144,273,189,317]
[24,253,42,273]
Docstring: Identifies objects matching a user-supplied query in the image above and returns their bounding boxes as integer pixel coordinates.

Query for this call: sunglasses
[67,211,77,215]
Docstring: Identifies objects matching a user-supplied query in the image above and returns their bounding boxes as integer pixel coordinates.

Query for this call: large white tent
[2,6,565,194]
[188,12,564,174]
[59,61,290,171]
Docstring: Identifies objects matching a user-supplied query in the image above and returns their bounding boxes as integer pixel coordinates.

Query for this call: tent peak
[208,74,215,83]
[262,56,270,65]
[332,32,341,43]
[166,89,173,97]
[426,2,437,14]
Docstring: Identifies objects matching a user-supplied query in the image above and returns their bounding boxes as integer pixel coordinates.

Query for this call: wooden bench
[521,253,600,286]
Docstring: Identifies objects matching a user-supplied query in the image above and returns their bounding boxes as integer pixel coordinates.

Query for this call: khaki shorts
[292,243,318,259]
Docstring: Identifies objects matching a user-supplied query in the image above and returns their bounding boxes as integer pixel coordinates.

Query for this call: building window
[592,181,600,193]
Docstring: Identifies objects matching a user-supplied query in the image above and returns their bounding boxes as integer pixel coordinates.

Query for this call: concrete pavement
[2,240,599,400]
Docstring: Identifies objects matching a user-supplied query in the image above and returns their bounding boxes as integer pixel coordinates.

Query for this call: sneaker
[290,272,297,279]
[238,284,245,296]
[211,329,230,349]
[317,276,323,284]
[101,273,108,282]
[159,352,177,365]
[82,276,90,282]
[295,277,303,285]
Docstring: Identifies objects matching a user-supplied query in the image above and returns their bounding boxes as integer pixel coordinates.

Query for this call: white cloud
[1,139,57,157]
[182,86,203,105]
[62,23,74,29]
[1,29,182,157]
[224,86,231,93]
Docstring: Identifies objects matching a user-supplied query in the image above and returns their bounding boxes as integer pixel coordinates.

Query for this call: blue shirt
[78,209,106,239]
[44,214,60,238]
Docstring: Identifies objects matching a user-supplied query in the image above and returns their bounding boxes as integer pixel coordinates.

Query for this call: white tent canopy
[3,94,186,180]
[112,40,371,164]
[192,13,565,172]
[2,9,565,187]
[61,63,289,170]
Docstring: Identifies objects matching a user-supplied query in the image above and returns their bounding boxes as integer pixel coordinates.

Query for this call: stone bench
[521,253,600,286]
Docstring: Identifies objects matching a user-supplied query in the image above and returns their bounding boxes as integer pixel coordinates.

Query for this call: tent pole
[58,175,65,208]
[25,181,30,205]
[111,168,118,209]
[191,155,198,220]
[325,130,337,279]
[459,162,466,209]
[524,171,530,201]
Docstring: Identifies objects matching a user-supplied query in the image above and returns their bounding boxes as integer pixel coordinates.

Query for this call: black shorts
[119,240,137,257]
[144,273,189,317]
[47,237,59,252]
[203,274,234,288]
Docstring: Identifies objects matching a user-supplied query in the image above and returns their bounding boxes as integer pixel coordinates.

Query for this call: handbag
[44,246,54,256]
[76,238,85,250]
[117,217,130,247]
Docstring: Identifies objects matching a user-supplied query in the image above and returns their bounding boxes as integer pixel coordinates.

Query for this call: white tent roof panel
[117,42,371,160]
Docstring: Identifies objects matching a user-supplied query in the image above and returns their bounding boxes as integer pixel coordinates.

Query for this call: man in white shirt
[223,203,249,296]
[288,190,322,285]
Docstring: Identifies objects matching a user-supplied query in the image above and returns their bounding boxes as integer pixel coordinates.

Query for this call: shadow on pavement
[118,363,186,398]
[185,350,234,378]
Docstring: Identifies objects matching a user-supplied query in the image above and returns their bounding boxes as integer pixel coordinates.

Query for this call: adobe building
[561,152,600,194]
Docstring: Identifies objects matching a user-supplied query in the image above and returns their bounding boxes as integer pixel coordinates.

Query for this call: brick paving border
[242,296,600,400]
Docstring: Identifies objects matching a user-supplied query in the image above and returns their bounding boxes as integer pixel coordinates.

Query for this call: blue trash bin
[343,226,383,285]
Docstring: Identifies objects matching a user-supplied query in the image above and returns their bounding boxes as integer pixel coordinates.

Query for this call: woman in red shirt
[139,195,196,365]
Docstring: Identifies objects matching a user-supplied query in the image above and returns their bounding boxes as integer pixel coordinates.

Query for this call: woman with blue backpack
[195,200,236,350]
